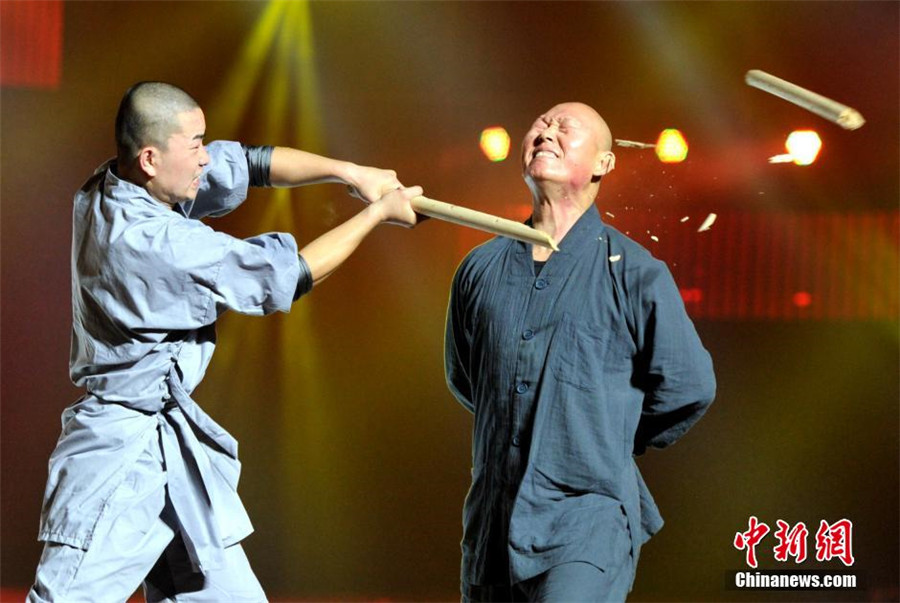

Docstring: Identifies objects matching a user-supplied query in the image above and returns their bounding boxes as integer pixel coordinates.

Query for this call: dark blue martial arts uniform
[445,205,716,601]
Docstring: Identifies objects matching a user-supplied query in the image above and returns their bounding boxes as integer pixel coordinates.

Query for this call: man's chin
[525,168,564,184]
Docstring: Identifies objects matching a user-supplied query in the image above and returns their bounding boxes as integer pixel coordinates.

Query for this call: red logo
[734,517,854,568]
[773,520,809,563]
[815,519,855,566]
[734,516,771,568]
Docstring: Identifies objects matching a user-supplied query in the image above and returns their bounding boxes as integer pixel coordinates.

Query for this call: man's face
[520,102,607,191]
[151,107,209,205]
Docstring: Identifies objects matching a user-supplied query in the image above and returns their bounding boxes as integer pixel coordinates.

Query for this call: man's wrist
[363,200,386,224]
[337,161,358,187]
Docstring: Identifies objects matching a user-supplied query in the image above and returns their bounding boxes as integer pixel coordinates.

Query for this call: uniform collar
[512,204,606,277]
[104,161,188,216]
[517,203,605,257]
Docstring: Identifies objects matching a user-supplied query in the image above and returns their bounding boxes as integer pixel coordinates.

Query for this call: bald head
[557,102,612,152]
[521,101,616,201]
[115,82,200,163]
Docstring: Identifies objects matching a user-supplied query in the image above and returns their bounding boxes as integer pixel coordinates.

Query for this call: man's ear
[594,151,616,178]
[137,147,159,178]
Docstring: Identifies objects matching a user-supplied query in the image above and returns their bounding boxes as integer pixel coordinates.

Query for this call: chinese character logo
[734,516,771,568]
[734,517,854,568]
[815,519,855,566]
[773,520,809,563]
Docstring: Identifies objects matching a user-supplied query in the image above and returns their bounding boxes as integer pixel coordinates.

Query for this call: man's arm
[269,147,401,204]
[444,264,475,413]
[299,185,422,287]
[632,262,716,455]
[249,145,419,287]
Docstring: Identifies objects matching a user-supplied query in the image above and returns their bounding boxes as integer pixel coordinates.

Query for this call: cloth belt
[119,366,248,572]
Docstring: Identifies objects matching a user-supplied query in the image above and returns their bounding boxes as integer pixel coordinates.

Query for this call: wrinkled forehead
[541,102,601,124]
[533,102,611,146]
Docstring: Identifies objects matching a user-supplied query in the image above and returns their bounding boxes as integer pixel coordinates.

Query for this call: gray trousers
[28,433,266,603]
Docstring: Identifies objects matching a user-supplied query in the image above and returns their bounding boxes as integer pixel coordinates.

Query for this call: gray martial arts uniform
[29,141,310,602]
[445,205,716,600]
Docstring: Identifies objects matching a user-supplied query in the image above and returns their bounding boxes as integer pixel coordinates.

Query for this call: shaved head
[115,82,200,162]
[521,101,616,203]
[559,102,613,152]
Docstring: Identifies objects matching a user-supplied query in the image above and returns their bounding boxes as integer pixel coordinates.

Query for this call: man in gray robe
[29,81,422,602]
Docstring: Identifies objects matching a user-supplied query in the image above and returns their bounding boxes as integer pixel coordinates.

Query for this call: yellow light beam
[206,0,287,137]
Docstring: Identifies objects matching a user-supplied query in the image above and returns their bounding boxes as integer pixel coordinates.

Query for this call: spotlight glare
[785,130,822,166]
[680,288,703,303]
[656,129,688,163]
[480,127,510,162]
[792,291,813,308]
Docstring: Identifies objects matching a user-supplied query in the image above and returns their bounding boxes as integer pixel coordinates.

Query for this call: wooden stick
[411,196,559,251]
[745,70,865,130]
[615,139,656,149]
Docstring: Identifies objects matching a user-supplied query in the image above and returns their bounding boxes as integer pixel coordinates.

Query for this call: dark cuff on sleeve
[241,144,275,187]
[294,253,314,300]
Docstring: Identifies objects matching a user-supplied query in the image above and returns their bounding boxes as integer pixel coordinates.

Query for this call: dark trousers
[463,558,634,603]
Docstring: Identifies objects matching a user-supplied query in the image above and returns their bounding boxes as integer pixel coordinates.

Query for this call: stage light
[792,291,813,308]
[655,128,688,163]
[785,130,822,166]
[680,288,704,303]
[480,127,510,162]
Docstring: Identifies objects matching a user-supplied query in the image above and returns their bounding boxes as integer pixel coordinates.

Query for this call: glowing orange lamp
[479,127,510,162]
[785,130,822,166]
[655,129,689,163]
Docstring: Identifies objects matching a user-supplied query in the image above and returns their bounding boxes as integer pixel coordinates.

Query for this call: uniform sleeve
[182,141,250,219]
[444,260,475,413]
[630,260,716,455]
[205,230,303,320]
[102,215,302,331]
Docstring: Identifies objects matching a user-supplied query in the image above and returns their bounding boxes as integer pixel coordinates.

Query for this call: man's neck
[530,192,594,260]
[114,159,177,210]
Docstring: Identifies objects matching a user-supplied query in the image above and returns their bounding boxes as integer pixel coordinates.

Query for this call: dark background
[2,2,897,601]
